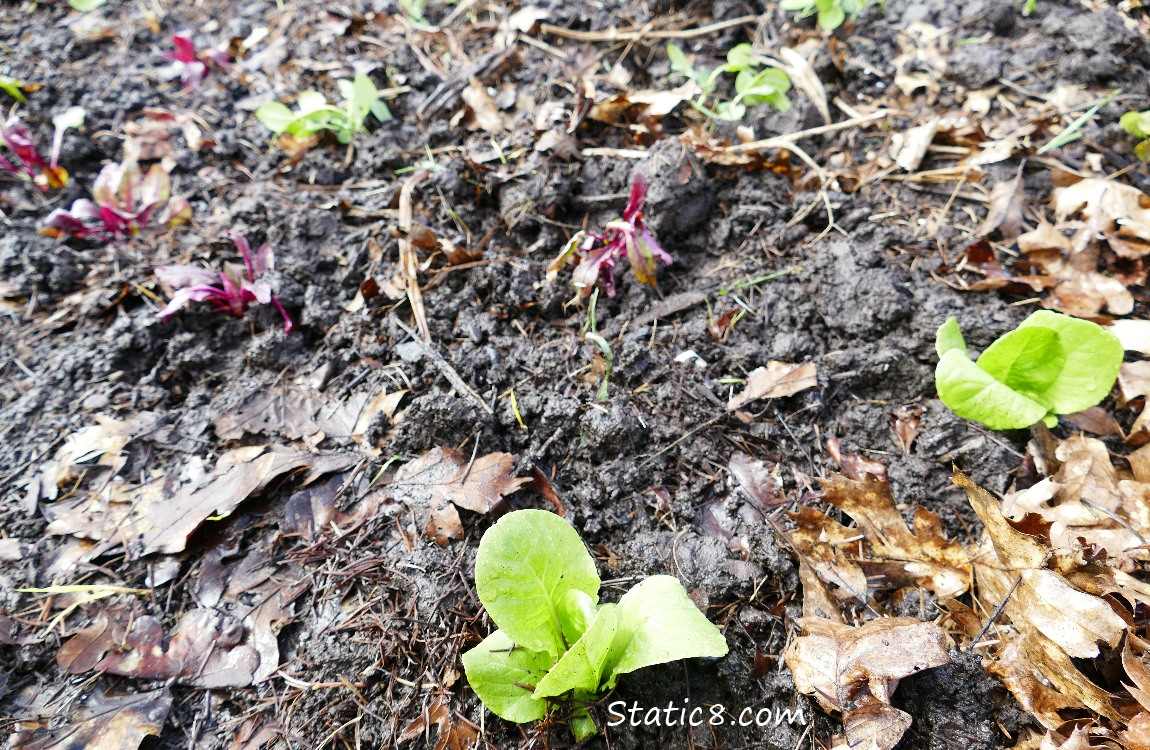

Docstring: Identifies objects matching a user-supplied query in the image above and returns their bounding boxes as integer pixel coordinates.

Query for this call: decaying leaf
[891,119,939,172]
[819,474,971,598]
[215,384,405,448]
[24,412,161,505]
[727,361,817,411]
[826,434,888,481]
[131,445,354,556]
[980,172,1025,240]
[10,687,172,750]
[784,616,949,750]
[728,452,785,512]
[389,447,529,544]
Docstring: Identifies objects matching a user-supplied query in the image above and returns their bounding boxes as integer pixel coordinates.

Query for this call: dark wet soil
[2,0,1149,748]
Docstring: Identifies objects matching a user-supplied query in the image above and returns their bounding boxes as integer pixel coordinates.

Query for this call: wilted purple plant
[156,232,293,332]
[548,172,672,299]
[162,34,229,90]
[0,108,83,190]
[40,158,192,241]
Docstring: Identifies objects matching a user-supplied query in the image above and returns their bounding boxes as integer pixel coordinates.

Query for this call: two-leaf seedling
[667,43,791,122]
[255,75,391,144]
[462,510,728,740]
[1121,110,1150,162]
[779,0,877,31]
[935,310,1122,430]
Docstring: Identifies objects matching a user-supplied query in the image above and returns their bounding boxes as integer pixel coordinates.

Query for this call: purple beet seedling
[548,172,672,301]
[162,34,230,91]
[156,232,293,332]
[40,157,192,241]
[0,108,85,190]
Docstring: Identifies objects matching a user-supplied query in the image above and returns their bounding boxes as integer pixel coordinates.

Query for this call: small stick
[721,110,890,153]
[968,574,1023,650]
[538,14,759,42]
[398,171,431,341]
[391,317,493,415]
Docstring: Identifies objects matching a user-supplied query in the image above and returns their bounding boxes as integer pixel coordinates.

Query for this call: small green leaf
[475,510,601,659]
[935,317,967,358]
[460,629,550,723]
[254,102,295,134]
[1121,111,1150,140]
[53,106,86,131]
[818,4,847,30]
[725,44,755,72]
[371,99,393,123]
[534,604,618,699]
[0,75,26,103]
[977,326,1065,400]
[558,589,597,646]
[296,91,330,115]
[571,711,599,741]
[667,43,690,75]
[936,348,1049,430]
[602,575,728,689]
[1014,310,1123,415]
[68,0,107,11]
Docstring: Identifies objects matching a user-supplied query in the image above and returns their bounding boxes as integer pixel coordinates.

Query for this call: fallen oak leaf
[819,474,970,598]
[131,446,354,556]
[727,361,817,411]
[389,447,529,545]
[784,616,949,750]
[9,686,172,750]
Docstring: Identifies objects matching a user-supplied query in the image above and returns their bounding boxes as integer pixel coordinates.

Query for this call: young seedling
[462,510,728,740]
[255,75,392,145]
[1121,110,1150,162]
[40,156,191,241]
[547,172,672,301]
[935,310,1122,430]
[779,0,878,31]
[161,33,230,90]
[155,232,293,332]
[0,108,84,190]
[0,75,28,102]
[667,43,791,121]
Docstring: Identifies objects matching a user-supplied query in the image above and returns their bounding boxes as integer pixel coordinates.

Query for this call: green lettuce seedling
[935,310,1122,430]
[255,75,391,144]
[462,510,728,740]
[779,0,879,31]
[667,43,791,121]
[1120,110,1150,162]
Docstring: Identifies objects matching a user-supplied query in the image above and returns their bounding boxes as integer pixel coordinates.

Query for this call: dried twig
[721,110,890,153]
[391,316,493,415]
[398,171,431,342]
[538,14,758,42]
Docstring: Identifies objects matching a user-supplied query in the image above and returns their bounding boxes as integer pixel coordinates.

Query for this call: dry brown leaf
[826,434,888,481]
[784,616,948,750]
[462,78,509,133]
[390,447,529,545]
[9,687,172,750]
[889,404,923,453]
[891,120,939,172]
[215,384,404,448]
[980,173,1026,240]
[1038,727,1098,750]
[24,412,161,505]
[1123,714,1150,750]
[788,506,871,605]
[820,474,970,598]
[727,361,817,411]
[132,446,354,556]
[1121,362,1150,405]
[728,452,784,512]
[778,47,829,125]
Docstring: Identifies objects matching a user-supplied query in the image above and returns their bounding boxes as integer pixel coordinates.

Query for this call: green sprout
[255,74,391,145]
[1120,109,1150,162]
[779,0,881,31]
[667,43,791,122]
[462,510,728,741]
[935,311,1123,431]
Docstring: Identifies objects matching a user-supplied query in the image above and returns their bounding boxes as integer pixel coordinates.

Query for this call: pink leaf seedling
[163,33,230,90]
[156,232,293,332]
[548,172,672,300]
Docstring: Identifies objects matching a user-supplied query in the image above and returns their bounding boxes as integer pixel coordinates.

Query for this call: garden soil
[1,0,1149,748]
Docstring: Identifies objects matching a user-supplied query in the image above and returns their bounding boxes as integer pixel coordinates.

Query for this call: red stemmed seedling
[156,232,293,332]
[162,33,229,90]
[547,172,672,300]
[40,157,192,241]
[0,108,84,190]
